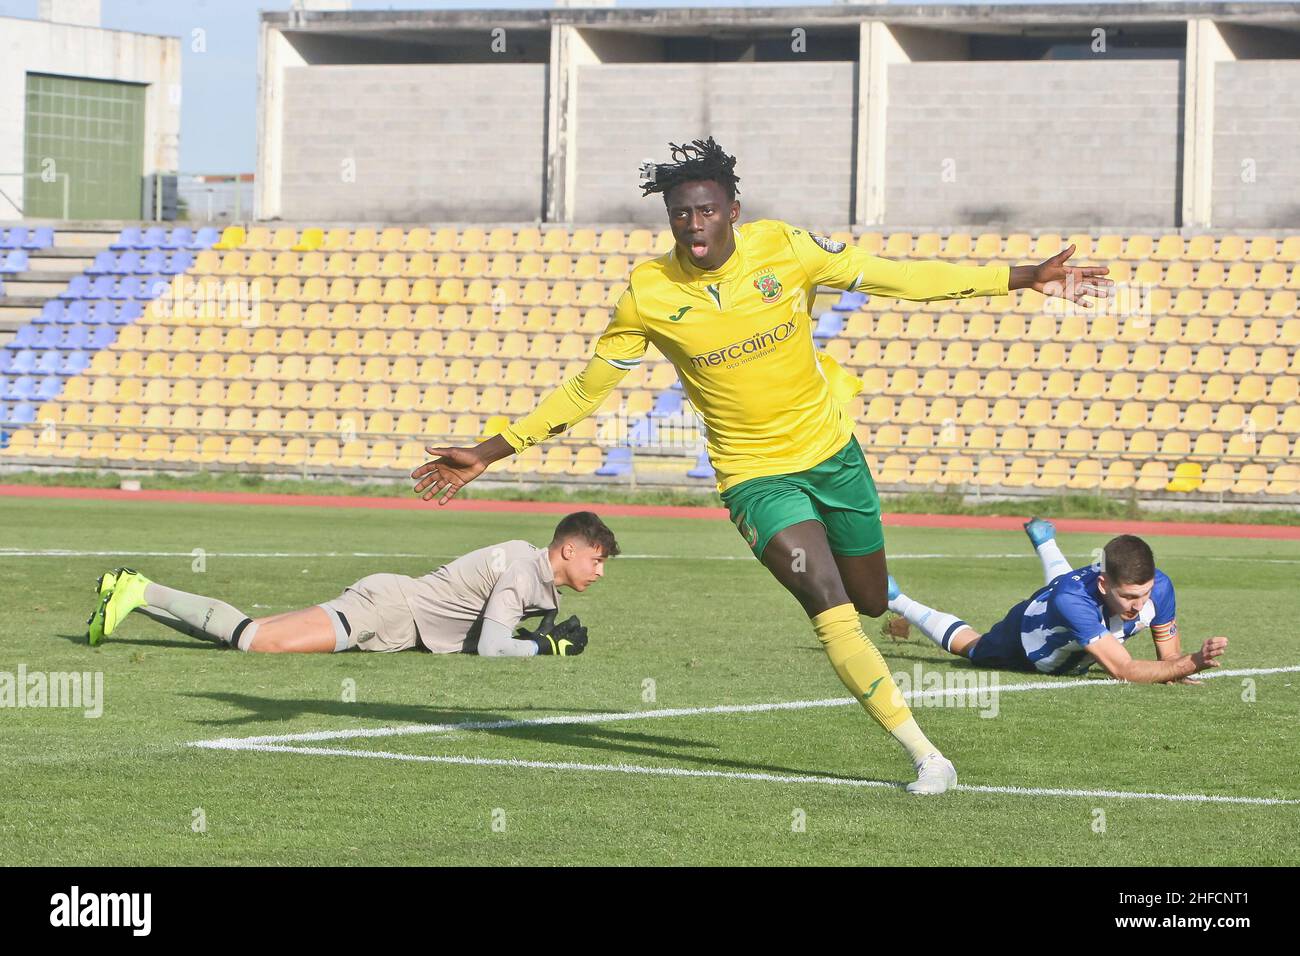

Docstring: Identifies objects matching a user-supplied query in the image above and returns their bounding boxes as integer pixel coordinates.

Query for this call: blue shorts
[969,599,1035,672]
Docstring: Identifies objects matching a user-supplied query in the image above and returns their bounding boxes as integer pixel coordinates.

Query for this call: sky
[0,1,1288,173]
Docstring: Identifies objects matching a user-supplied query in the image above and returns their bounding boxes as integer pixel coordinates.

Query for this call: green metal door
[23,73,147,219]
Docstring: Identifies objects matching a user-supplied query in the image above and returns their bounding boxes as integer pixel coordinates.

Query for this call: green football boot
[86,568,123,646]
[101,567,152,642]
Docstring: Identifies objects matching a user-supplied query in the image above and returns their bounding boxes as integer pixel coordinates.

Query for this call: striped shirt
[1017,566,1177,675]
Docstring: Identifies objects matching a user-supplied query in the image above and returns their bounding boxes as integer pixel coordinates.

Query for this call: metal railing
[0,171,71,219]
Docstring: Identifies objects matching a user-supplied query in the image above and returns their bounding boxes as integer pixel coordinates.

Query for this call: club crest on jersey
[753,271,783,302]
[811,233,845,254]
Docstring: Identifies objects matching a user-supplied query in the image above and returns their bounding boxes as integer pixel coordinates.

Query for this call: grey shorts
[320,573,422,653]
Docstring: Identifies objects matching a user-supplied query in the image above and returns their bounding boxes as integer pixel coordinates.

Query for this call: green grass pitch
[2,496,1297,865]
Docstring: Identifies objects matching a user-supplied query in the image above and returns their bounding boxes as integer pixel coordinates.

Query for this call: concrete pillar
[256,23,305,220]
[858,22,966,226]
[546,25,601,223]
[1182,19,1234,230]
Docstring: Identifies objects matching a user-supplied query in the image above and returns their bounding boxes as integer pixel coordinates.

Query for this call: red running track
[3,483,1298,540]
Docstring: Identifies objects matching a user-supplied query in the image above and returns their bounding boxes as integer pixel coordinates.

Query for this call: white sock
[143,582,256,649]
[888,591,969,653]
[891,716,941,766]
[1036,539,1073,584]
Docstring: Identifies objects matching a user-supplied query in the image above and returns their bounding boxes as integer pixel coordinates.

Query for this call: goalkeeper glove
[534,615,588,656]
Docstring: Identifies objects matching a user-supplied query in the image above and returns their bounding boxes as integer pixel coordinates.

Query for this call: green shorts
[721,438,885,560]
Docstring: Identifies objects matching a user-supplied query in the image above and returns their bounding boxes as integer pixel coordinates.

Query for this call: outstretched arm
[411,355,628,504]
[786,226,1112,309]
[413,287,648,505]
[1085,632,1228,684]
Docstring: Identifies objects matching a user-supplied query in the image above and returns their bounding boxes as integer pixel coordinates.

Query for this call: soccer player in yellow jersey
[412,137,1112,794]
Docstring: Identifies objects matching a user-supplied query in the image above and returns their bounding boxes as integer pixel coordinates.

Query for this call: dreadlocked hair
[639,137,740,204]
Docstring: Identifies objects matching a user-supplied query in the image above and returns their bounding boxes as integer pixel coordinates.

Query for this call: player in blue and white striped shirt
[886,520,1228,683]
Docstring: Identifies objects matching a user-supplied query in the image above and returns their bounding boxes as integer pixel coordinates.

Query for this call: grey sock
[142,582,251,645]
[135,606,222,644]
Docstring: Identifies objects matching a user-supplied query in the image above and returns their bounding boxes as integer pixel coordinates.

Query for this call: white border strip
[188,665,1300,749]
[194,743,1300,807]
[5,548,1299,564]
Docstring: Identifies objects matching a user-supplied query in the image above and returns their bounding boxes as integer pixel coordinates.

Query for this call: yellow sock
[811,603,939,763]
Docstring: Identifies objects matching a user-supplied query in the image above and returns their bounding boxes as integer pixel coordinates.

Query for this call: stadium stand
[1,223,1297,499]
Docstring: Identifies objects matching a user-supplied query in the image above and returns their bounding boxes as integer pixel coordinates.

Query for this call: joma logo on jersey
[689,319,798,369]
[752,271,783,302]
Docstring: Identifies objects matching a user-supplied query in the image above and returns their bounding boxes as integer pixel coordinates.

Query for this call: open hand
[411,445,486,505]
[1030,244,1114,309]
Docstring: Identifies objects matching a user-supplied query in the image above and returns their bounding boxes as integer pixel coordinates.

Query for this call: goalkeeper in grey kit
[86,512,614,657]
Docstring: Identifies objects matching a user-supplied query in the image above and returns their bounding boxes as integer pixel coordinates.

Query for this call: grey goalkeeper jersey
[396,540,560,653]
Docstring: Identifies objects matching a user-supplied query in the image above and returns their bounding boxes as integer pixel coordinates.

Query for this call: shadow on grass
[183,691,879,785]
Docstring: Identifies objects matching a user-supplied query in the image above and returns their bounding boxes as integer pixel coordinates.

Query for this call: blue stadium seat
[8,402,36,425]
[87,251,116,275]
[595,447,633,476]
[0,353,13,374]
[110,227,143,250]
[651,390,683,416]
[4,352,35,374]
[35,326,62,349]
[109,277,138,300]
[64,326,90,349]
[35,351,62,374]
[85,326,116,349]
[85,301,113,324]
[163,227,191,250]
[137,276,170,300]
[141,226,167,248]
[1,249,30,273]
[140,250,167,274]
[687,451,715,480]
[60,275,91,299]
[5,327,39,350]
[832,290,867,312]
[626,417,658,446]
[62,351,91,375]
[114,251,142,274]
[87,276,118,299]
[813,311,844,340]
[3,377,36,401]
[163,250,193,274]
[25,227,54,250]
[1,227,30,250]
[115,301,143,323]
[190,226,220,249]
[35,376,62,400]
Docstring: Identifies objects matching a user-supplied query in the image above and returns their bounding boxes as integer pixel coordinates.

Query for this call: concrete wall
[572,62,856,226]
[277,63,547,221]
[0,14,180,222]
[883,60,1183,228]
[1211,60,1300,228]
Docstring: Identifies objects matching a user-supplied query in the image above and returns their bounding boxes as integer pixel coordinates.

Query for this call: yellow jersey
[501,219,1009,492]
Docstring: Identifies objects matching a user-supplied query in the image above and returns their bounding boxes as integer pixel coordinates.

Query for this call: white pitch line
[4,546,1298,563]
[187,664,1300,749]
[190,742,1300,807]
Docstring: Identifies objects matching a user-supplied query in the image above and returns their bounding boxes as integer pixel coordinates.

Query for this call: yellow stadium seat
[1096,459,1133,490]
[1266,464,1300,496]
[1066,459,1102,490]
[1160,346,1192,374]
[1152,235,1184,261]
[1035,458,1070,489]
[1198,462,1235,493]
[1213,236,1246,262]
[212,226,245,250]
[1118,235,1152,261]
